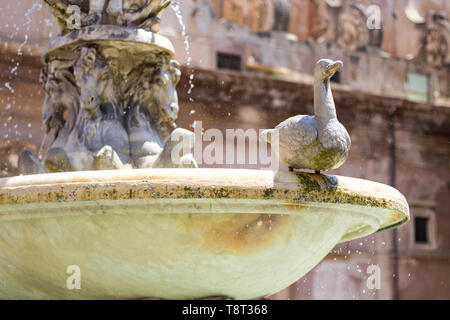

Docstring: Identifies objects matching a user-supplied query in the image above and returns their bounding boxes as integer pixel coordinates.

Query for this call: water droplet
[4,82,14,94]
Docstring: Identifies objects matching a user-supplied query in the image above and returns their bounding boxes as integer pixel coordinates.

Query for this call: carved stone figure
[18,58,80,175]
[85,0,123,25]
[44,0,171,33]
[71,47,131,169]
[336,5,368,51]
[39,47,131,172]
[261,59,351,173]
[18,2,197,175]
[403,1,449,67]
[311,0,383,51]
[41,59,80,142]
[420,12,449,67]
[17,150,47,175]
[423,29,448,67]
[122,0,171,32]
[125,56,181,168]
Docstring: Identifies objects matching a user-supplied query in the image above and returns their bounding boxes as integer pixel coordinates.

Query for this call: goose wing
[275,115,318,149]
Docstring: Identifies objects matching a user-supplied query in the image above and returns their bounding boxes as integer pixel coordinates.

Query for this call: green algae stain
[263,188,276,199]
[182,186,204,199]
[211,188,232,199]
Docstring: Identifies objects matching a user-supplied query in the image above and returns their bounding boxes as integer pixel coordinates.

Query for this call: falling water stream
[2,1,45,170]
[17,1,43,57]
[170,0,195,102]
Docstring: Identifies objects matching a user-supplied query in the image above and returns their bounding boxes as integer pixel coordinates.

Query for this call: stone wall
[160,0,450,106]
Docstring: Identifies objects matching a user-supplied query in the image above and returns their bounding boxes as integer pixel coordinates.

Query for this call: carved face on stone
[74,47,116,118]
[41,60,79,133]
[135,58,180,128]
[153,60,181,127]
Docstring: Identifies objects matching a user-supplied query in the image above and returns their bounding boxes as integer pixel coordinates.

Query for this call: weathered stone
[0,169,409,299]
[44,0,171,34]
[19,24,196,174]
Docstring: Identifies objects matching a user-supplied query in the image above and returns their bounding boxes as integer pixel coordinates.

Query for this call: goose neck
[314,78,337,119]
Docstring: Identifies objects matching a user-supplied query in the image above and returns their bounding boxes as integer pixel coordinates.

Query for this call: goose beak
[326,60,343,75]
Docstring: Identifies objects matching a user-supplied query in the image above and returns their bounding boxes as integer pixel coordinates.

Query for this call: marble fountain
[0,1,409,300]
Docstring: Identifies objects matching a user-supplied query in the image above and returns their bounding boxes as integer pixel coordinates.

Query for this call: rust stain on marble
[183,214,291,255]
[388,211,404,223]
[283,200,311,213]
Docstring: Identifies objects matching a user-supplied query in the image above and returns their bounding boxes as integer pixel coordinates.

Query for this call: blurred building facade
[0,0,449,299]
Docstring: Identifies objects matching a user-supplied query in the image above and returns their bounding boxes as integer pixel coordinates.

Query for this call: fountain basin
[0,169,409,299]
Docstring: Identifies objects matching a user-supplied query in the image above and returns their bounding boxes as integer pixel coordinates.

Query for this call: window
[406,73,429,103]
[217,52,242,71]
[414,217,429,244]
[410,206,437,250]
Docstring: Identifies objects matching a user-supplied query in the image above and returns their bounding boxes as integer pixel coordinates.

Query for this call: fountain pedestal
[19,24,196,175]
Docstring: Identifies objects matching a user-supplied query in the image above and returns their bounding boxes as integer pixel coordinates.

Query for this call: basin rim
[0,168,409,238]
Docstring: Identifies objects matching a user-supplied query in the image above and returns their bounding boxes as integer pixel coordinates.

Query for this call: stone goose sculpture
[261,59,351,173]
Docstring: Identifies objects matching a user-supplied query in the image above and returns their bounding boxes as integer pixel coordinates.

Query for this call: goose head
[314,59,343,81]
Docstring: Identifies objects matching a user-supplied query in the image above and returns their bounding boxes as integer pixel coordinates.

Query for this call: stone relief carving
[335,1,383,51]
[19,24,197,174]
[336,4,369,51]
[420,12,449,67]
[422,27,449,67]
[404,0,449,67]
[71,46,130,169]
[44,0,171,33]
[125,55,182,168]
[221,0,274,32]
[310,0,383,51]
